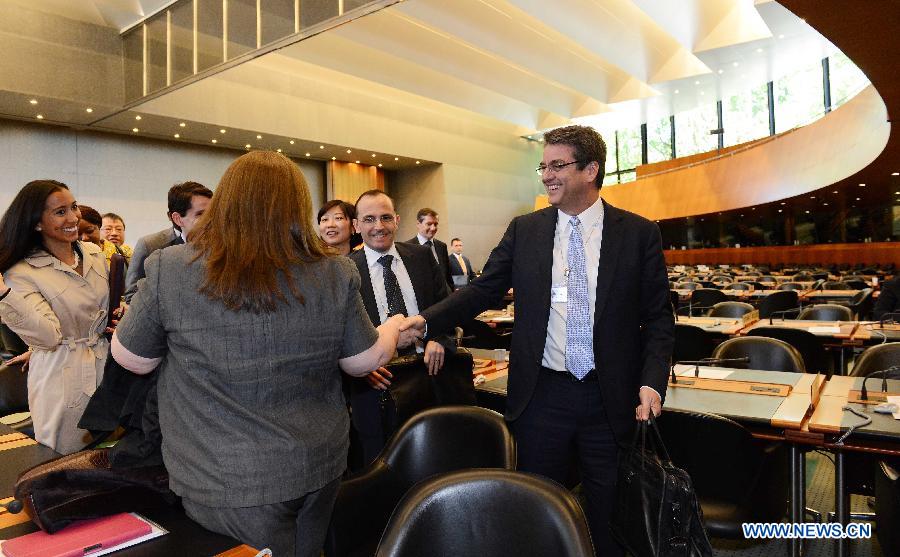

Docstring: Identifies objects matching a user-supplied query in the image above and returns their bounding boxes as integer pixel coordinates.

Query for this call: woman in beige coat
[0,180,109,454]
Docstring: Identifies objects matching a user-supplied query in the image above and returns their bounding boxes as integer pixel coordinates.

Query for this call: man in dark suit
[124,182,212,301]
[874,276,900,320]
[405,208,453,289]
[402,125,674,556]
[448,237,476,288]
[350,190,454,463]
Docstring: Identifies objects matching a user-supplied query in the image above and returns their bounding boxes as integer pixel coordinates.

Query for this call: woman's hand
[5,351,30,373]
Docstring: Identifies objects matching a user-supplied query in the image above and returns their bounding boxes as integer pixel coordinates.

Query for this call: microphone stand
[671,356,751,382]
[877,312,900,328]
[768,307,803,325]
[859,365,900,401]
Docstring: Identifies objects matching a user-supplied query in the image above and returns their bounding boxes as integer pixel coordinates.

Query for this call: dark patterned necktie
[424,239,439,263]
[378,255,408,319]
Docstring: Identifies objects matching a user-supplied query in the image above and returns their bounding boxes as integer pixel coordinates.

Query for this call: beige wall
[0,119,326,243]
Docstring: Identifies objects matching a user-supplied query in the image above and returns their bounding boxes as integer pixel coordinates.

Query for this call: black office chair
[712,337,805,373]
[673,324,715,362]
[758,276,777,285]
[822,281,851,290]
[798,304,852,321]
[0,325,32,435]
[844,279,869,290]
[676,281,702,291]
[758,290,800,319]
[792,273,814,281]
[875,460,900,557]
[689,289,728,315]
[375,469,594,557]
[778,282,806,291]
[838,288,873,320]
[656,409,788,539]
[707,301,755,318]
[326,406,517,557]
[670,290,680,312]
[851,343,900,377]
[729,282,754,291]
[746,327,832,376]
[460,319,512,350]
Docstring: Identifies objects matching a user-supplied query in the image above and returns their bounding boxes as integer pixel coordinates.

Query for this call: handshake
[385,314,428,349]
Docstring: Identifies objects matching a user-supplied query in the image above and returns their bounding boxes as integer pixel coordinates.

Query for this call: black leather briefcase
[610,418,713,557]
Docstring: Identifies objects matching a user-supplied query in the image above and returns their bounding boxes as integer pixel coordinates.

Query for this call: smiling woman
[0,180,110,454]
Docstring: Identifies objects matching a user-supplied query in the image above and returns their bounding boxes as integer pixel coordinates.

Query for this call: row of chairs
[677,289,873,320]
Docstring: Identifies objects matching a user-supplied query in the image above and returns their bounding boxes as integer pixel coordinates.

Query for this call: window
[774,60,823,133]
[675,103,718,157]
[616,127,641,174]
[723,84,769,146]
[829,52,870,108]
[646,114,673,163]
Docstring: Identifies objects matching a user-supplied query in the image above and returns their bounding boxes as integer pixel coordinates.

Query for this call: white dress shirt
[542,197,604,372]
[416,233,439,262]
[363,243,423,353]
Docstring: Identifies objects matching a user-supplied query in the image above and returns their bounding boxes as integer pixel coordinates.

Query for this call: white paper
[808,326,841,334]
[673,365,733,379]
[888,396,900,420]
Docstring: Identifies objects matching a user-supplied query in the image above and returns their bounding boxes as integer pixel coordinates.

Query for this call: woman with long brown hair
[112,151,404,556]
[0,180,110,454]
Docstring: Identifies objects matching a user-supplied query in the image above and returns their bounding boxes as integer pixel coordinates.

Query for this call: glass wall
[723,84,769,147]
[646,113,673,163]
[829,51,870,108]
[674,103,718,157]
[774,60,823,133]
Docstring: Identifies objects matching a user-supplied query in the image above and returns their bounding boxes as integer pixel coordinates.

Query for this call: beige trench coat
[0,242,109,454]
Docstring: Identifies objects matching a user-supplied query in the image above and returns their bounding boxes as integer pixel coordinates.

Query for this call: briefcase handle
[629,418,672,469]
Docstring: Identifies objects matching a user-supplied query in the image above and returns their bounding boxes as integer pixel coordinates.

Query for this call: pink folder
[1,513,152,557]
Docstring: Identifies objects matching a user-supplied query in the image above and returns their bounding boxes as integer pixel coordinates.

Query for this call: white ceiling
[12,0,171,31]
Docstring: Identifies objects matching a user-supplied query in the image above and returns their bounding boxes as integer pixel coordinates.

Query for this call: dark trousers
[182,478,340,557]
[349,385,396,466]
[510,369,624,557]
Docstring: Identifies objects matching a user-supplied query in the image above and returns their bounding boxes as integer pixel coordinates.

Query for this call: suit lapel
[534,208,557,348]
[351,252,381,326]
[593,201,624,328]
[396,243,427,309]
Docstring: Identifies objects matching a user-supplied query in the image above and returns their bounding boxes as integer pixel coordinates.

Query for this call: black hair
[0,180,70,273]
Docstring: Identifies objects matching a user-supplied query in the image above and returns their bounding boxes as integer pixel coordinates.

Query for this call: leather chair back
[0,362,28,416]
[822,281,850,290]
[798,304,852,321]
[746,327,830,375]
[713,336,805,373]
[875,460,900,557]
[656,409,788,538]
[758,290,799,319]
[707,301,754,318]
[851,343,900,377]
[382,352,477,429]
[690,288,728,309]
[778,282,805,291]
[673,324,715,363]
[375,469,594,557]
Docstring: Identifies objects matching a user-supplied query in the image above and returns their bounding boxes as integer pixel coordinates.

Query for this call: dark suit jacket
[873,276,900,320]
[124,228,180,302]
[422,201,674,443]
[405,236,453,289]
[350,242,455,351]
[448,253,476,283]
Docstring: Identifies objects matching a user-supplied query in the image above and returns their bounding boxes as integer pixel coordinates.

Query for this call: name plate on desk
[741,310,760,326]
[668,377,791,397]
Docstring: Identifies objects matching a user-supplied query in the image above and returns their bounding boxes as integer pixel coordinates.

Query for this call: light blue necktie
[565,216,592,379]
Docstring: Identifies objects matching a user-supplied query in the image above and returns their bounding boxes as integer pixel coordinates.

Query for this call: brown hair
[191,151,326,313]
[543,125,607,188]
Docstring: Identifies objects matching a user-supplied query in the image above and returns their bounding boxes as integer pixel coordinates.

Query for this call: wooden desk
[741,319,859,341]
[674,315,752,335]
[0,424,250,556]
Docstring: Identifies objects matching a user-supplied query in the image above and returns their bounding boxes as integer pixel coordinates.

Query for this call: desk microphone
[859,365,900,401]
[671,356,751,382]
[1,498,22,514]
[675,304,714,319]
[878,312,900,328]
[768,307,803,325]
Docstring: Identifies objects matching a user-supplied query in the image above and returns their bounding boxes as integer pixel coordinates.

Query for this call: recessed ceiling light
[85,108,93,113]
[805,210,810,214]
[856,197,861,201]
[394,157,399,161]
[415,161,421,165]
[135,115,141,120]
[823,202,828,206]
[132,127,139,132]
[319,145,324,149]
[305,152,310,157]
[371,153,376,157]
[245,144,251,148]
[179,122,186,127]
[732,62,739,67]
[778,34,785,39]
[211,139,217,144]
[174,133,180,138]
[699,91,705,96]
[256,135,262,139]
[346,149,352,154]
[355,160,361,164]
[832,190,838,194]
[780,202,786,205]
[29,99,38,105]
[331,156,336,160]
[717,69,724,74]
[892,171,899,176]
[895,191,900,195]
[778,209,782,213]
[378,164,382,167]
[694,80,700,85]
[859,183,866,187]
[810,196,815,199]
[289,140,295,145]
[277,148,282,153]
[674,89,679,94]
[756,48,763,53]
[35,114,43,119]
[219,129,226,134]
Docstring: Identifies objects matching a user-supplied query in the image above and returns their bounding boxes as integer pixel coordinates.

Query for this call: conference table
[0,424,257,556]
[473,360,900,557]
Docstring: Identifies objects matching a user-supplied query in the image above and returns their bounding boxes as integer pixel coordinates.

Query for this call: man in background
[448,237,476,289]
[406,208,453,289]
[100,212,134,265]
[124,181,212,300]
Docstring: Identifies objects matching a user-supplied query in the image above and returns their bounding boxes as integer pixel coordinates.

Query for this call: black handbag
[610,418,713,557]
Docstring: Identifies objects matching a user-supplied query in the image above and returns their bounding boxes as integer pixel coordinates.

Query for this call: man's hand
[365,367,393,390]
[4,351,30,373]
[423,341,445,375]
[400,315,426,337]
[635,386,662,421]
[397,327,419,349]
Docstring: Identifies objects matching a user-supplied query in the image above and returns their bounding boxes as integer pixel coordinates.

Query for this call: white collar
[363,243,401,269]
[416,233,432,245]
[557,196,604,230]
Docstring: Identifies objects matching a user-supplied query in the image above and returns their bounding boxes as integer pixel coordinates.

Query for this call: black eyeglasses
[536,160,580,175]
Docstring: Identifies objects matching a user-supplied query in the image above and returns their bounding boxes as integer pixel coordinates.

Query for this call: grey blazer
[124,227,179,302]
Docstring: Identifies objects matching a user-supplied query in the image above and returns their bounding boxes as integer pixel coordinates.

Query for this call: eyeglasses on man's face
[535,160,580,175]
[359,214,397,225]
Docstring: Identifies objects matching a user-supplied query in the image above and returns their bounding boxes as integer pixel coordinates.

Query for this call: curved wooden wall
[593,85,889,221]
[664,242,900,267]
